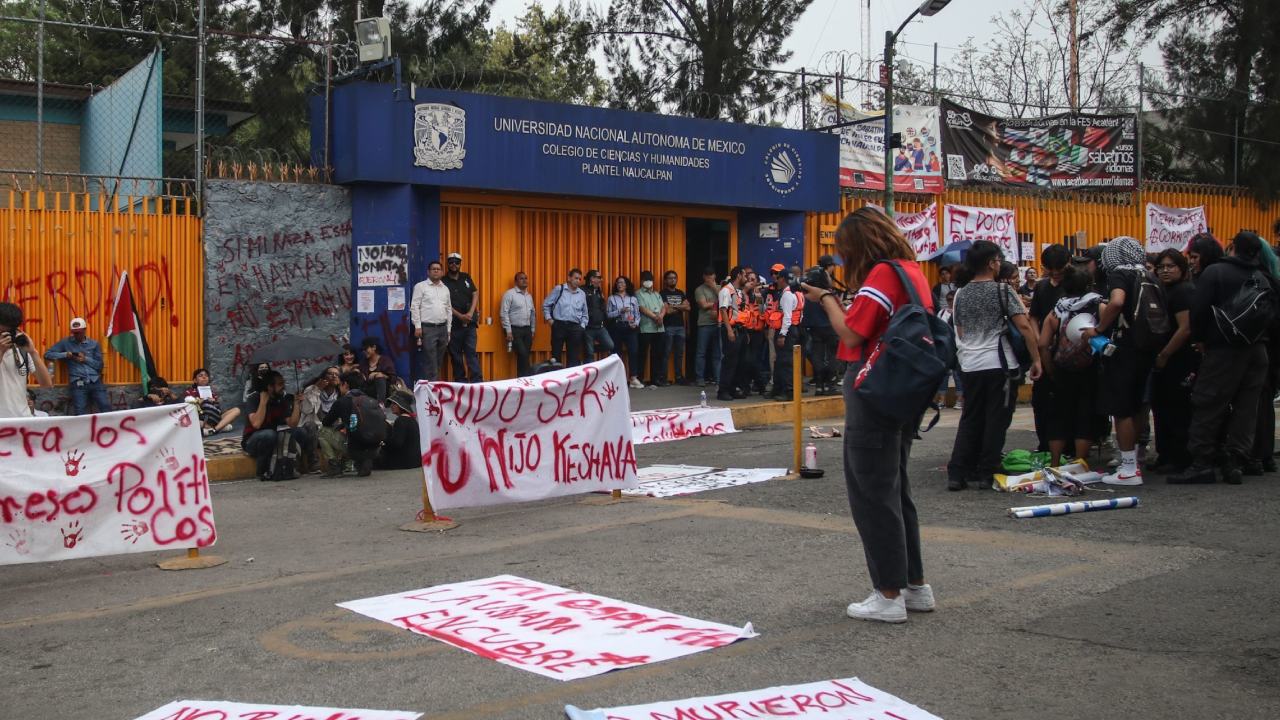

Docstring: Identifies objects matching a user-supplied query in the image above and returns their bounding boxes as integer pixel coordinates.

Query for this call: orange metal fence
[1,190,204,387]
[807,182,1278,283]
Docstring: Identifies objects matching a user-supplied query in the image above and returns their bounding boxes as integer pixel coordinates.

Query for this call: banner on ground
[1145,203,1208,253]
[944,204,1018,259]
[133,701,421,720]
[940,99,1137,190]
[565,677,944,719]
[823,98,944,194]
[415,356,638,510]
[631,406,737,444]
[624,467,787,498]
[338,575,757,681]
[0,404,216,565]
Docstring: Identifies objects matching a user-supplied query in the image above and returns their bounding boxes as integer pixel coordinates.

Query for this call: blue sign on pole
[327,84,840,212]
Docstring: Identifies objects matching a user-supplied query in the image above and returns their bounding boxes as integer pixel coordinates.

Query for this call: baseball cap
[446,252,463,262]
[818,254,837,267]
[70,317,87,330]
[770,263,786,273]
[389,390,416,414]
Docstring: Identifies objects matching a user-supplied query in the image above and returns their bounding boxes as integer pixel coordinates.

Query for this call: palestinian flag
[107,272,158,393]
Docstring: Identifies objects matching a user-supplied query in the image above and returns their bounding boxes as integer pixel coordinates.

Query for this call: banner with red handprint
[414,355,638,510]
[0,403,216,565]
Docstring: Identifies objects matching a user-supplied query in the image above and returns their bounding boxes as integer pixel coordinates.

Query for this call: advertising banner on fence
[564,677,944,719]
[944,204,1018,259]
[824,99,944,194]
[940,99,1137,190]
[415,356,638,510]
[631,406,737,444]
[0,404,216,565]
[134,701,422,720]
[339,575,758,681]
[1145,203,1208,253]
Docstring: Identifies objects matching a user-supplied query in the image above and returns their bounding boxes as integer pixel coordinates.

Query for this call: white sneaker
[628,377,644,389]
[845,591,907,623]
[903,584,935,612]
[1102,468,1143,486]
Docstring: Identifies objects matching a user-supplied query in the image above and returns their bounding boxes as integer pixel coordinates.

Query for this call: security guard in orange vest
[739,270,768,395]
[716,266,750,401]
[767,270,805,400]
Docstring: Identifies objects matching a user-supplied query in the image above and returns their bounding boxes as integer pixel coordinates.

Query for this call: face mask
[642,280,654,289]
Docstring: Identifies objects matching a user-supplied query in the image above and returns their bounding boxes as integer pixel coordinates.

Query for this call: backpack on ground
[1052,305,1098,372]
[266,429,300,481]
[853,261,956,432]
[1213,269,1278,345]
[1118,271,1172,351]
[351,393,389,445]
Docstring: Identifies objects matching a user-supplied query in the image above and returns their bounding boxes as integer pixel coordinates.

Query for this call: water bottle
[804,442,818,470]
[699,390,708,408]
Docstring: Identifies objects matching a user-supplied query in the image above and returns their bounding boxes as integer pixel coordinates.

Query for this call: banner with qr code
[821,99,944,194]
[940,100,1137,190]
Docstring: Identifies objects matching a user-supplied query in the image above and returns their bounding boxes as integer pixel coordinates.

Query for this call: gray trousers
[419,324,449,381]
[1188,343,1268,466]
[841,364,924,591]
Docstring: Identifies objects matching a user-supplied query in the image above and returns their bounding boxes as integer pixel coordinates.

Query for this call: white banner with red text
[631,405,737,445]
[0,404,216,565]
[943,204,1019,260]
[623,466,787,498]
[134,700,421,720]
[1145,202,1208,253]
[901,204,942,260]
[564,677,944,719]
[338,575,757,681]
[415,356,638,510]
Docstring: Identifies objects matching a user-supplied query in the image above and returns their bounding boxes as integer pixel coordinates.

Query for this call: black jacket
[1191,256,1280,347]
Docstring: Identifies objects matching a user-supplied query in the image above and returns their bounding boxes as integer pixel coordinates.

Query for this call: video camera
[789,266,830,294]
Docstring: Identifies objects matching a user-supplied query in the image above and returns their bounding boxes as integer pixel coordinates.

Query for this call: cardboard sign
[0,404,217,565]
[1145,203,1208,253]
[415,356,638,510]
[133,701,421,720]
[623,467,787,498]
[944,204,1018,259]
[356,243,409,287]
[339,575,757,681]
[630,406,737,445]
[565,677,944,719]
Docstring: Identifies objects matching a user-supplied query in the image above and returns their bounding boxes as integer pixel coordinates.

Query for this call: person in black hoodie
[582,270,615,361]
[1172,231,1280,485]
[376,390,422,470]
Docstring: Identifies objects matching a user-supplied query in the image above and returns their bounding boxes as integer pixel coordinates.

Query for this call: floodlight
[917,0,953,16]
[356,17,392,64]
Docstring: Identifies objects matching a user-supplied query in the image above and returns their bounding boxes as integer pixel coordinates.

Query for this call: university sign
[329,84,839,212]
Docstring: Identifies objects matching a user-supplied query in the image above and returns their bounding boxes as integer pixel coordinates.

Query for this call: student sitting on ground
[185,368,242,435]
[320,371,387,477]
[133,377,180,409]
[27,391,48,417]
[242,370,313,480]
[376,390,421,470]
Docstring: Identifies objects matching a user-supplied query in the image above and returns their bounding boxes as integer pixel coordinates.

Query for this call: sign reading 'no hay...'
[414,356,639,510]
[0,404,217,565]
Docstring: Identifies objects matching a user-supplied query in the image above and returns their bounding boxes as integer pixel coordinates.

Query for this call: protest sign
[415,356,638,510]
[824,99,944,194]
[897,204,942,260]
[0,404,216,566]
[941,99,1137,190]
[356,243,409,287]
[1145,203,1208,253]
[564,677,944,719]
[623,467,787,498]
[133,700,421,720]
[635,465,716,482]
[944,204,1018,259]
[631,406,736,445]
[339,575,757,681]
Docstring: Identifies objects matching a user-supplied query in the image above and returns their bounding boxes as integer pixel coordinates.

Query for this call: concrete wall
[203,180,353,402]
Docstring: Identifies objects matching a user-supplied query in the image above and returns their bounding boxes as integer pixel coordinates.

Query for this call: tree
[1106,0,1280,198]
[473,2,606,106]
[597,0,815,121]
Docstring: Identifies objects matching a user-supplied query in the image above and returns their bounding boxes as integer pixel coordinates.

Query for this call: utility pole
[36,0,45,185]
[932,42,939,103]
[1068,0,1080,111]
[1137,63,1144,189]
[196,0,206,205]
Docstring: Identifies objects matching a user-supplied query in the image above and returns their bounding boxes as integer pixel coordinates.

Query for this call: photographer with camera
[0,302,54,418]
[45,317,109,415]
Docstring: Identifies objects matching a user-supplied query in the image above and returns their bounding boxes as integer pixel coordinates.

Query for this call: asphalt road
[3,407,1278,719]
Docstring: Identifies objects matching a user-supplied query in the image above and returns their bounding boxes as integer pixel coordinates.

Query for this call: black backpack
[351,393,389,445]
[265,430,300,481]
[1119,270,1172,351]
[853,261,956,431]
[1213,269,1277,345]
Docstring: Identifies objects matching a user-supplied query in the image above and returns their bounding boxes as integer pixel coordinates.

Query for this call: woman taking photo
[800,207,936,624]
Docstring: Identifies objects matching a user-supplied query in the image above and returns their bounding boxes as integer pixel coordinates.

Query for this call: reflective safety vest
[720,283,742,326]
[766,290,804,330]
[740,291,766,331]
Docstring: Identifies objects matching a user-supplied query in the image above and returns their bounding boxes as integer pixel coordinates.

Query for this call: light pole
[883,0,954,217]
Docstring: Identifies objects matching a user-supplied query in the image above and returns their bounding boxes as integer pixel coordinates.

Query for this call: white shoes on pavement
[1102,468,1143,486]
[846,584,935,623]
[628,377,645,390]
[903,583,935,612]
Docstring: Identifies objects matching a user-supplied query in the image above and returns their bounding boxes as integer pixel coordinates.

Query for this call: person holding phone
[0,302,54,418]
[46,317,109,415]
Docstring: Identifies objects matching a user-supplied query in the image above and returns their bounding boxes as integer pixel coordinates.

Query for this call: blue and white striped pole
[1009,496,1140,519]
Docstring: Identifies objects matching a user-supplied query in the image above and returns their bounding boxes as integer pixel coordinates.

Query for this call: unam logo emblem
[413,103,466,171]
[764,143,802,195]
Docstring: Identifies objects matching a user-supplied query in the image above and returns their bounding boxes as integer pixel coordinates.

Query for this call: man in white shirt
[500,272,536,377]
[769,271,803,401]
[410,260,453,381]
[0,302,53,418]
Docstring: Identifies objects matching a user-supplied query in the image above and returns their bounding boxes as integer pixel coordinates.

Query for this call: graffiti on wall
[3,258,181,337]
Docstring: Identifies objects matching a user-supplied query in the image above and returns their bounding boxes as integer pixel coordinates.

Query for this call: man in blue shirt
[542,268,589,366]
[45,317,111,415]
